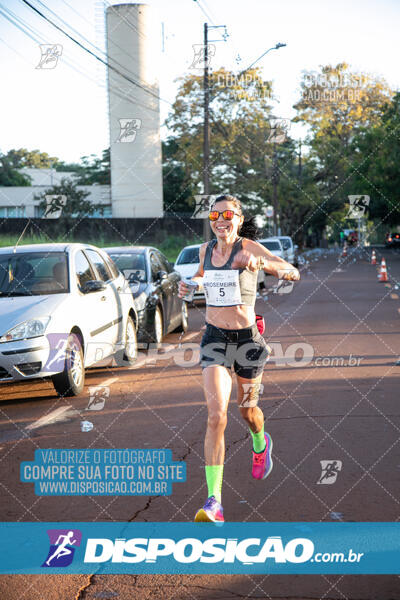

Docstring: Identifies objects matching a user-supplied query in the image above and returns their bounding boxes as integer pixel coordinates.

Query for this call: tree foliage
[35,178,95,218]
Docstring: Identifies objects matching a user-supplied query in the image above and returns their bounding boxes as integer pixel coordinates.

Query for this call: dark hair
[211,194,260,241]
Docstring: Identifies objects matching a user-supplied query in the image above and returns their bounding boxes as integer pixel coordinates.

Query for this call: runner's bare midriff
[206,304,256,329]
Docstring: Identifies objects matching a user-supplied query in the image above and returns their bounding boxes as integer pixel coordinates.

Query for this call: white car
[174,244,204,300]
[0,243,138,396]
[277,236,298,266]
[257,237,285,290]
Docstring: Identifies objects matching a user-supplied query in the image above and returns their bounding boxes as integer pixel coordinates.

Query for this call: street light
[244,42,287,72]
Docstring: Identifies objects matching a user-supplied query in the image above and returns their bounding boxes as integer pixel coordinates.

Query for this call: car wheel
[51,333,85,397]
[123,315,137,365]
[150,306,163,343]
[174,301,188,333]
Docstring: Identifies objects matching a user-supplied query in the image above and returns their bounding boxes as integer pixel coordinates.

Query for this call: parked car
[0,243,138,396]
[385,232,400,248]
[347,231,358,246]
[257,237,285,290]
[174,244,205,301]
[258,237,285,259]
[104,246,188,343]
[276,236,298,267]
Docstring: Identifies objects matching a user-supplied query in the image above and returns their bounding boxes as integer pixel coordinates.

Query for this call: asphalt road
[0,246,399,599]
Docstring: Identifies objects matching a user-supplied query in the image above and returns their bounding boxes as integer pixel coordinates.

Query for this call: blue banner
[0,522,399,574]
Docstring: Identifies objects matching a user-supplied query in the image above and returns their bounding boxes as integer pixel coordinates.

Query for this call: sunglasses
[208,209,242,221]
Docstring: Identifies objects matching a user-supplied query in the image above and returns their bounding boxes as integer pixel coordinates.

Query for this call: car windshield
[176,247,200,265]
[279,238,291,250]
[0,252,69,296]
[108,253,147,282]
[260,241,281,251]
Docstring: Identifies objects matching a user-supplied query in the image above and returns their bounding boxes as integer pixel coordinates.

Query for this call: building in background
[0,3,163,220]
[106,3,163,218]
[0,168,111,218]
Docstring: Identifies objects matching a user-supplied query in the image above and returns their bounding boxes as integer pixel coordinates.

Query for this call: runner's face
[210,202,244,241]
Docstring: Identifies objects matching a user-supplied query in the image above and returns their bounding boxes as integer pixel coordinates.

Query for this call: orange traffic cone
[371,250,376,265]
[342,244,347,258]
[378,258,388,282]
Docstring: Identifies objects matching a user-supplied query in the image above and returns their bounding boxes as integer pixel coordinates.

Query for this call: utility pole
[201,22,227,241]
[272,142,279,235]
[298,139,302,182]
[203,22,210,241]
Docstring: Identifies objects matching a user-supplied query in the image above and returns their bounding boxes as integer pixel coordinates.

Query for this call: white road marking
[98,377,118,387]
[26,406,76,431]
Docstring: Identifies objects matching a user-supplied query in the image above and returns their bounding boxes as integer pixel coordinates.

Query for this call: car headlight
[0,317,51,343]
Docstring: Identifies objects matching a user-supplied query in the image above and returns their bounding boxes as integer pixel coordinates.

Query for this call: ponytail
[239,216,260,241]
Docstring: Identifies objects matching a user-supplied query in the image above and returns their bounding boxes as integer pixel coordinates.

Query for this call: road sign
[266,205,274,218]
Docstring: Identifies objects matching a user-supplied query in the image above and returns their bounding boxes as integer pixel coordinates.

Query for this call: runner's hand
[231,249,259,272]
[277,268,300,281]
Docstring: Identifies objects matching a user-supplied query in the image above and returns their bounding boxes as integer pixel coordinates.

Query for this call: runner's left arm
[232,239,300,281]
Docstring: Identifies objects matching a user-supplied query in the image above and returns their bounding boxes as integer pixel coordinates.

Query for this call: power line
[192,0,213,23]
[19,0,172,107]
[0,3,159,115]
[27,0,160,114]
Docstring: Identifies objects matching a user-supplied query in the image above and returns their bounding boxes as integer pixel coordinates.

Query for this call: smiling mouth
[216,225,230,231]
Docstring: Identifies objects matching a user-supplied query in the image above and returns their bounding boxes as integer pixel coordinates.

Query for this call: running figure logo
[317,460,342,484]
[267,118,291,144]
[189,44,216,70]
[43,333,81,372]
[42,529,82,567]
[36,44,63,69]
[43,195,67,219]
[346,195,370,219]
[116,118,142,143]
[191,195,214,219]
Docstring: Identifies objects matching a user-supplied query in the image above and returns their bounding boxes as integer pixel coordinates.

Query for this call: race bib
[203,270,242,306]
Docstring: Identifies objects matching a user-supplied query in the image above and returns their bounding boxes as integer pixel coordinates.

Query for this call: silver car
[0,243,137,396]
[257,237,284,290]
[277,236,298,266]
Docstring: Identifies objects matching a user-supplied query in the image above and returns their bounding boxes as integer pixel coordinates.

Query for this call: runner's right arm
[178,242,207,298]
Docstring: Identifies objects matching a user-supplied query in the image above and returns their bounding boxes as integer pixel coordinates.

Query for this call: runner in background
[178,195,300,522]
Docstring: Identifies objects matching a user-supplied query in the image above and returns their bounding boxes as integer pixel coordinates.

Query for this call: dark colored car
[104,246,188,343]
[347,231,358,246]
[385,232,400,248]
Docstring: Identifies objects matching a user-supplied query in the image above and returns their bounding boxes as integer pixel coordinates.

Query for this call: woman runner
[178,195,300,522]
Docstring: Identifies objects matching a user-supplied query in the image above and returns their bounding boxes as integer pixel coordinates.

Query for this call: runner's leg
[236,373,273,480]
[203,365,232,501]
[236,373,265,442]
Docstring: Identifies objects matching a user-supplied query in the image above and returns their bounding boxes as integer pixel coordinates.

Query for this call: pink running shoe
[194,496,224,522]
[252,433,273,480]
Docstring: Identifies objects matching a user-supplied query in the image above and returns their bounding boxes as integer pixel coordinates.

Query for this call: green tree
[5,148,59,169]
[162,139,196,214]
[55,148,110,185]
[165,67,273,197]
[351,92,400,227]
[293,63,393,239]
[35,178,95,218]
[0,153,31,186]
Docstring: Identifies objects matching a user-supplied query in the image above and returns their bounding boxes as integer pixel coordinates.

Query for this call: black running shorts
[200,322,270,379]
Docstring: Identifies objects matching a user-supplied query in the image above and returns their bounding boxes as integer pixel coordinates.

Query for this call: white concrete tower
[106,3,163,217]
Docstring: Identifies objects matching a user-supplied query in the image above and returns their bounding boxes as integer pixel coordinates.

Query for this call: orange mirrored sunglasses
[208,209,241,221]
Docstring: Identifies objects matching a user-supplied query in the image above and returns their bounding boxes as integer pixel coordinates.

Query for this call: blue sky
[0,0,399,163]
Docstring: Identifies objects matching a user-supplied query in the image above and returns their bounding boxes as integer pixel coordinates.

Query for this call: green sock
[250,425,266,453]
[205,465,224,503]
